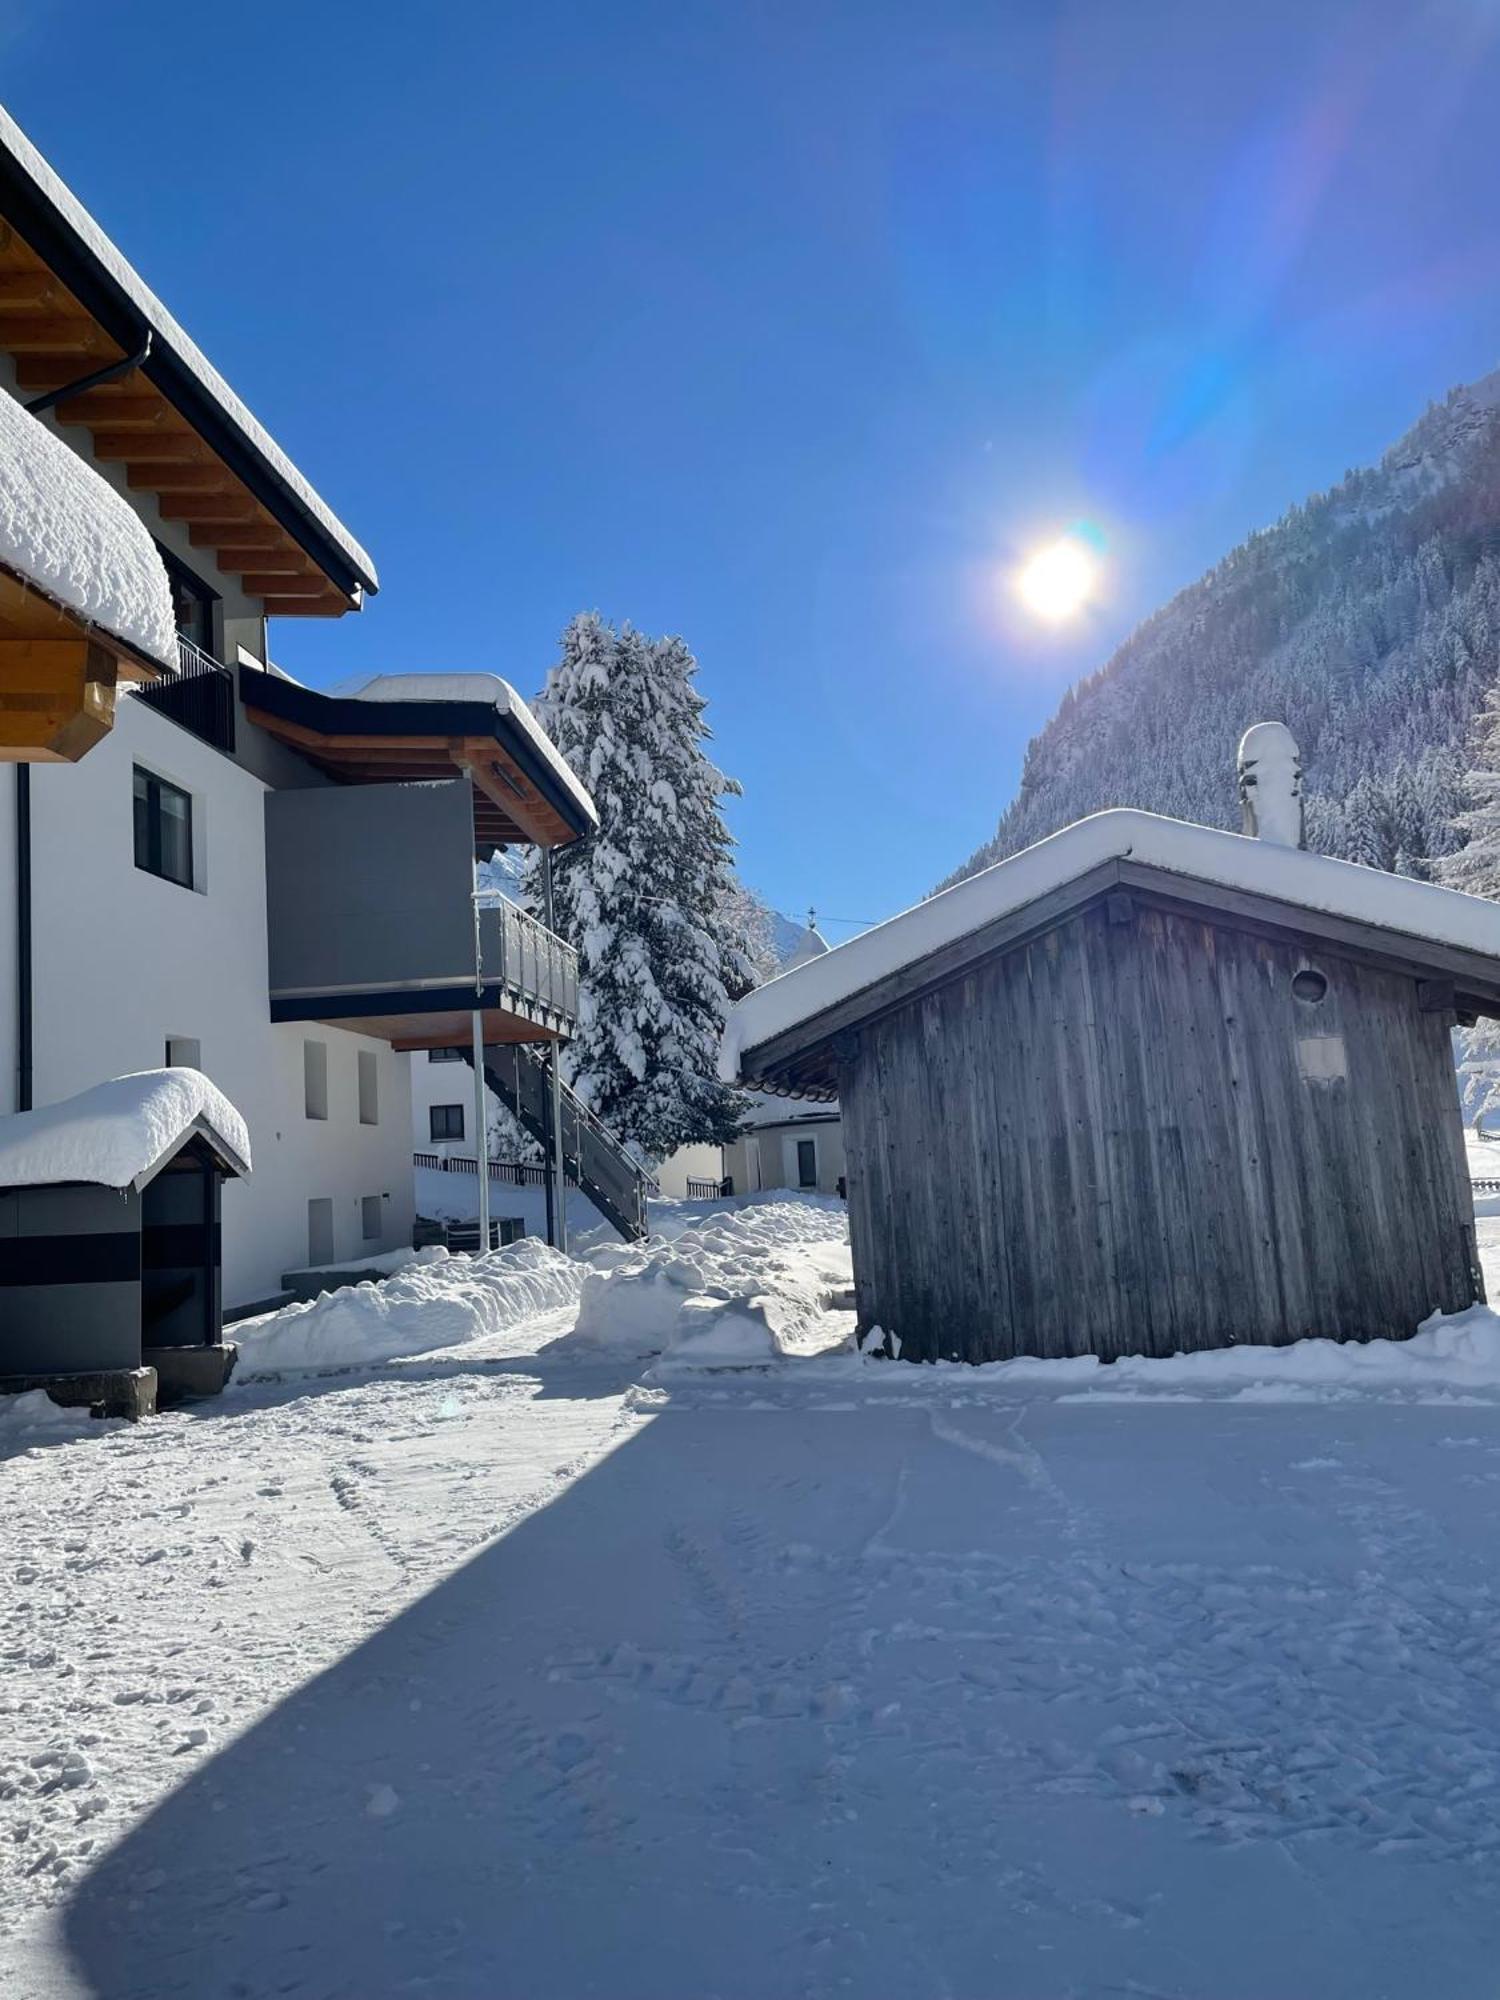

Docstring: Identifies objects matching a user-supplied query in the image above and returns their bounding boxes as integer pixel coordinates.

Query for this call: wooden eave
[739,857,1500,1099]
[0,559,168,681]
[0,220,359,619]
[0,560,172,763]
[240,672,591,854]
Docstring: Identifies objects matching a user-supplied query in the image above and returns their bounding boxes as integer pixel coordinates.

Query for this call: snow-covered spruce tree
[530,614,749,1161]
[1440,679,1500,1131]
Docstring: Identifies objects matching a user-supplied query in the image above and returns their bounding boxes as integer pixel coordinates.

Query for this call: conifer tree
[530,613,750,1162]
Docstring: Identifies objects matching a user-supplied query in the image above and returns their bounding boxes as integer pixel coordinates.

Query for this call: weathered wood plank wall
[839,898,1480,1363]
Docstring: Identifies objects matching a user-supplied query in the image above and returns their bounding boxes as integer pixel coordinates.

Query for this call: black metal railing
[135,635,236,752]
[418,1152,571,1187]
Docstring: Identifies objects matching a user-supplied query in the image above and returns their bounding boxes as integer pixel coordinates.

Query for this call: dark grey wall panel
[0,1185,142,1374]
[265,780,475,997]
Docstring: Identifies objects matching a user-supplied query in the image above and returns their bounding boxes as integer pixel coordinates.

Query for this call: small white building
[722,924,846,1199]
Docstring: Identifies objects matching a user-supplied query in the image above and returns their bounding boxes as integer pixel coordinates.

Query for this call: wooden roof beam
[54,393,173,429]
[240,572,326,597]
[128,464,237,494]
[455,744,556,847]
[92,432,210,465]
[260,595,351,617]
[0,315,113,355]
[0,271,64,312]
[155,493,261,525]
[190,522,282,551]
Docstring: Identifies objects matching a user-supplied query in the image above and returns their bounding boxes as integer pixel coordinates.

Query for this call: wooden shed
[721,737,1500,1364]
[0,1069,251,1409]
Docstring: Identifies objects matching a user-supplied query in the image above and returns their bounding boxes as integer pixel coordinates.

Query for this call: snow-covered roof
[0,389,175,669]
[342,672,599,833]
[739,1088,840,1131]
[0,107,376,595]
[783,926,831,973]
[0,1069,251,1193]
[722,807,1500,1082]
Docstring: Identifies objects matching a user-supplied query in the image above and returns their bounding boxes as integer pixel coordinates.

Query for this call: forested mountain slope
[945,374,1500,887]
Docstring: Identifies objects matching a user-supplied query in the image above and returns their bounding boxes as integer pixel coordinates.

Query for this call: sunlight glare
[1015,536,1098,623]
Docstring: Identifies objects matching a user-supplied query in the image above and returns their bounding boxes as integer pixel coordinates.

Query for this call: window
[156,543,218,652]
[361,1195,382,1242]
[304,1040,328,1121]
[165,1036,201,1070]
[307,1197,334,1266]
[1292,967,1329,1005]
[428,1047,464,1063]
[133,767,193,889]
[358,1050,379,1126]
[797,1138,818,1189]
[430,1103,465,1143]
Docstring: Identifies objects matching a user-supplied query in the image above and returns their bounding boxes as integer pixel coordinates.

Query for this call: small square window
[165,1036,201,1070]
[428,1047,463,1063]
[430,1103,464,1143]
[361,1195,382,1242]
[133,767,193,889]
[304,1040,328,1120]
[358,1050,379,1126]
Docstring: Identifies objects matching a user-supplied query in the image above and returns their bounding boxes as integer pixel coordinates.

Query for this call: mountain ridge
[944,370,1500,890]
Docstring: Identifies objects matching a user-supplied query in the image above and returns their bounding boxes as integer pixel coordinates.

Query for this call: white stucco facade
[723,1104,845,1199]
[0,697,414,1308]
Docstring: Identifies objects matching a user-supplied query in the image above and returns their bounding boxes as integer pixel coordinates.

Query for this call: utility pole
[541,847,568,1255]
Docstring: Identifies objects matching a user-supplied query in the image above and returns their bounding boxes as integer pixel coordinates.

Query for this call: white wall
[724,1116,845,1198]
[18,697,414,1306]
[410,1046,484,1160]
[654,1143,725,1198]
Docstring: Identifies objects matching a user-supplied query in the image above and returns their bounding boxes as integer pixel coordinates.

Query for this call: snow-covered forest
[946,373,1500,888]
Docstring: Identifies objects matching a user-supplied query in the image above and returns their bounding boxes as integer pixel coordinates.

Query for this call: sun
[1015,536,1099,623]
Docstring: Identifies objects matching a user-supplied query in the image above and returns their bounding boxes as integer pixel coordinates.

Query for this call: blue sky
[10,1,1500,931]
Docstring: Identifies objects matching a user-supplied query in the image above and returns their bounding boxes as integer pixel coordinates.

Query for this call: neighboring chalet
[721,728,1500,1365]
[0,109,613,1401]
[724,921,846,1199]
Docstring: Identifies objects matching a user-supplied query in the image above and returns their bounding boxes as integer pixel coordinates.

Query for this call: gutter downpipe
[25,327,153,418]
[15,765,31,1112]
[541,847,567,1255]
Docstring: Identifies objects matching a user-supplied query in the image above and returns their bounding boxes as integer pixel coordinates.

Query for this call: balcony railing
[475,890,579,1027]
[135,635,236,753]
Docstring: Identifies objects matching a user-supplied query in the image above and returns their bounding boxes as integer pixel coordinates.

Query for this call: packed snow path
[5,1206,1500,1994]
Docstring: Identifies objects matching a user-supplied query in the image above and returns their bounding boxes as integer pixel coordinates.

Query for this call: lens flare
[1015,536,1098,623]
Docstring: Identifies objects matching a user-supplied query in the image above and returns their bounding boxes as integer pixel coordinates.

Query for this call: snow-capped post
[1237,722,1305,849]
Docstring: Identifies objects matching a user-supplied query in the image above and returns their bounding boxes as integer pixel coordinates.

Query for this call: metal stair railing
[459,1043,653,1241]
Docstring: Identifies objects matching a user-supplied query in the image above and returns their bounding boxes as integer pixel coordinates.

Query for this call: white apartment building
[0,108,596,1344]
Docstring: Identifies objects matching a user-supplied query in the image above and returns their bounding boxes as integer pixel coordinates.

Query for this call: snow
[1237,719,1303,846]
[0,1390,88,1438]
[10,1197,1500,1993]
[0,1068,250,1192]
[723,804,1500,1081]
[341,671,599,832]
[0,109,377,594]
[0,391,176,670]
[232,1238,584,1378]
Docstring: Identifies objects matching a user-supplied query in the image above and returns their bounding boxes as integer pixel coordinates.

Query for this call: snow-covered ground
[6,1196,1500,1995]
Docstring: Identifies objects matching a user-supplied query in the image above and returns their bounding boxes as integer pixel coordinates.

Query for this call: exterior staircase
[460,1044,652,1241]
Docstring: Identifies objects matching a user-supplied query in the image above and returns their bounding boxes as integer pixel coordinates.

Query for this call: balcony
[134,635,236,752]
[264,777,578,1048]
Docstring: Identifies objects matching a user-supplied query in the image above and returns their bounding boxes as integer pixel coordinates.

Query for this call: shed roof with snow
[0,1068,251,1194]
[723,807,1500,1100]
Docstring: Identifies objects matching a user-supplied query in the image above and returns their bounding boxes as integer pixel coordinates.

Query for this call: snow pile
[233,1238,584,1378]
[0,1389,86,1441]
[572,1196,851,1366]
[721,805,1500,1080]
[0,1068,250,1192]
[0,390,176,669]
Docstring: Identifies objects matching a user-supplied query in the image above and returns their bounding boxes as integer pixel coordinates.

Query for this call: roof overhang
[732,825,1500,1100]
[240,667,599,850]
[0,109,376,616]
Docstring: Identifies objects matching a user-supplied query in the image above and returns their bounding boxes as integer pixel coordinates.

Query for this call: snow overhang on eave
[240,667,599,850]
[724,809,1500,1098]
[0,106,378,612]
